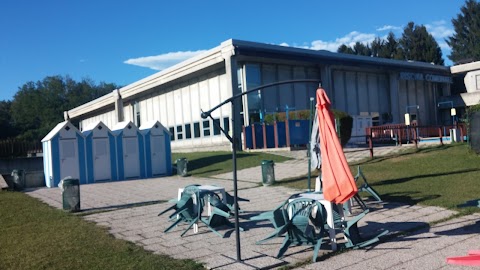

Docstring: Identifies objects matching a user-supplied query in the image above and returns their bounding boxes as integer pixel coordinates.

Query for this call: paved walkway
[213,145,413,182]
[24,143,480,270]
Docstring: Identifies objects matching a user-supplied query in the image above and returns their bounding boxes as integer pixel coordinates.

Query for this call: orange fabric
[316,88,357,204]
[447,255,480,266]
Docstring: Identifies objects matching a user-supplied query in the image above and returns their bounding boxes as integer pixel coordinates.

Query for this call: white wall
[80,110,116,131]
[125,68,231,150]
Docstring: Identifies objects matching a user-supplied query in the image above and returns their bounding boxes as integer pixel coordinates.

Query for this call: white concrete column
[389,72,400,123]
[112,89,124,123]
[222,46,241,149]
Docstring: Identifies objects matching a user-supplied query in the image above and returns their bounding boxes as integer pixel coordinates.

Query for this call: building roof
[450,61,480,74]
[82,120,112,136]
[41,121,80,142]
[66,39,452,120]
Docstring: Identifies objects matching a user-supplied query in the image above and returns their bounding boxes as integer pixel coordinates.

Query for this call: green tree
[447,0,480,64]
[399,22,444,65]
[0,101,17,139]
[370,37,385,57]
[337,44,354,54]
[337,42,371,56]
[353,42,372,56]
[10,76,118,141]
[379,32,403,59]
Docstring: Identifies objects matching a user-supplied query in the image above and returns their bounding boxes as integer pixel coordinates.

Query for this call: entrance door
[151,135,166,175]
[59,139,79,180]
[93,138,111,181]
[123,137,140,178]
[352,116,373,144]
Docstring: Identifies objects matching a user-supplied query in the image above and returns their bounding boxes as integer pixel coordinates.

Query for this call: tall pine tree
[399,22,444,65]
[446,0,480,64]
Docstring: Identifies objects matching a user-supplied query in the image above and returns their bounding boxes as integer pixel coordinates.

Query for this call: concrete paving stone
[332,258,383,270]
[242,254,289,269]
[163,245,192,257]
[145,243,170,253]
[139,237,164,246]
[121,235,145,243]
[140,230,164,239]
[304,251,365,270]
[215,262,257,270]
[420,211,457,223]
[173,248,217,260]
[202,255,243,269]
[120,230,143,237]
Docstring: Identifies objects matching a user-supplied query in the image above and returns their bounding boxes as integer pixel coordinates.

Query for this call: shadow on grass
[379,191,441,205]
[457,199,480,208]
[352,144,453,166]
[373,168,480,186]
[186,153,255,172]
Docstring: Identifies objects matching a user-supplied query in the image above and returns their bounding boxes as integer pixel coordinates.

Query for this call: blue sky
[0,0,465,101]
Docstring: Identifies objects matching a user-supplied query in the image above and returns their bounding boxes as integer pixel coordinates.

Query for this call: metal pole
[201,79,320,263]
[231,101,241,262]
[307,97,314,192]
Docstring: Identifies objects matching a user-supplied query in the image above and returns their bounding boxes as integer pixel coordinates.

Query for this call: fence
[0,139,43,158]
[243,119,310,150]
[364,123,467,158]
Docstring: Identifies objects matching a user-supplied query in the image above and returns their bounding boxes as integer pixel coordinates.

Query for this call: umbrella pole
[307,97,314,192]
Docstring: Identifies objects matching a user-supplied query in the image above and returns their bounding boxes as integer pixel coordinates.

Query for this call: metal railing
[365,123,467,158]
[0,139,43,158]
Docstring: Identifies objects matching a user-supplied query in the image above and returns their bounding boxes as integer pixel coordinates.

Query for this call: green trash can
[261,160,275,186]
[11,169,25,191]
[176,158,188,177]
[61,177,80,212]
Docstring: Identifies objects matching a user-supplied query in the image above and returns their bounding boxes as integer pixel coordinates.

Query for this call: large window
[203,120,210,136]
[168,127,175,141]
[223,117,230,135]
[133,101,141,127]
[176,125,183,140]
[185,124,191,139]
[194,122,201,138]
[213,118,221,135]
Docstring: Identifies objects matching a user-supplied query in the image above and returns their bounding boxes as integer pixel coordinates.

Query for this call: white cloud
[125,21,455,71]
[306,31,376,52]
[425,20,454,39]
[376,25,401,31]
[124,50,207,71]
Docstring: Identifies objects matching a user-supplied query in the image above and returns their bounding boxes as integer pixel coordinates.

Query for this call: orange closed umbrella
[316,87,357,204]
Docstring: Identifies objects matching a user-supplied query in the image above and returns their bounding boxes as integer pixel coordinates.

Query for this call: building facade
[66,39,452,151]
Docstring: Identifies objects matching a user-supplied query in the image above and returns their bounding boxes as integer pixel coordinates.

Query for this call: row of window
[169,117,229,141]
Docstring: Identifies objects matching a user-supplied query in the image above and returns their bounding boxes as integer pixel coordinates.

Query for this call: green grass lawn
[280,143,480,215]
[0,192,204,270]
[172,151,290,177]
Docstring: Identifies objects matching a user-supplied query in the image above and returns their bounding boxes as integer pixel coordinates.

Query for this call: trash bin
[176,158,188,177]
[60,177,80,212]
[11,169,25,191]
[261,160,275,186]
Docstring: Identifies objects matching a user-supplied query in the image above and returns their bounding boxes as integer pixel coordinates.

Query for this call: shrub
[332,110,353,147]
